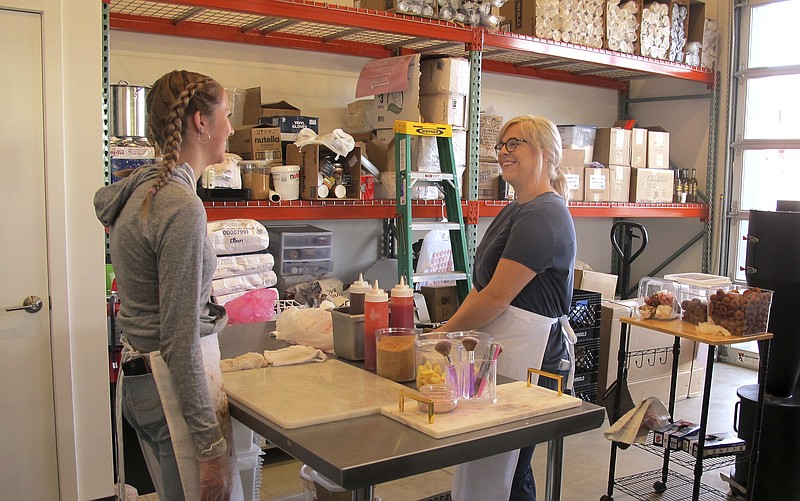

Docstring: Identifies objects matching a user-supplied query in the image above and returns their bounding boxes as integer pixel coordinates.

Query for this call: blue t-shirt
[473,192,577,369]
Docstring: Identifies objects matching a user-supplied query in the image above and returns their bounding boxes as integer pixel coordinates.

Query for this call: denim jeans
[121,372,185,501]
[509,368,571,501]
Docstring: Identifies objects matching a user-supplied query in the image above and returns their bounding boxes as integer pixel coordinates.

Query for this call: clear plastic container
[637,277,681,320]
[663,273,733,324]
[239,160,271,200]
[415,332,456,390]
[376,327,419,382]
[446,331,494,363]
[417,384,458,413]
[282,246,332,260]
[708,286,773,336]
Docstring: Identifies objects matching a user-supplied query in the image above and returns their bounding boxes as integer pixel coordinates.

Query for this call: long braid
[141,72,216,217]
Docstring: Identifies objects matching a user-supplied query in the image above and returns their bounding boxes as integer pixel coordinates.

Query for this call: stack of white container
[640,1,670,59]
[232,419,263,501]
[535,0,605,48]
[606,0,639,54]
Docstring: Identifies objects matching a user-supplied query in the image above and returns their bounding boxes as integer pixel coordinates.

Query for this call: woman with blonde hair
[437,115,577,500]
[96,70,239,501]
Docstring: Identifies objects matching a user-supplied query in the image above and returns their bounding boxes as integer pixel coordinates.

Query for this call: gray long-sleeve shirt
[95,163,227,456]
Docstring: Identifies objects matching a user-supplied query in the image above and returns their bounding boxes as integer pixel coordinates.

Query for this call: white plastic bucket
[271,165,301,200]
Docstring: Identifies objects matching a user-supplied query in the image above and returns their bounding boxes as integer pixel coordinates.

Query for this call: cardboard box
[653,420,700,450]
[421,285,459,323]
[228,125,282,161]
[357,54,429,128]
[479,113,504,160]
[499,0,535,36]
[242,87,301,124]
[630,128,648,168]
[419,57,470,95]
[258,115,319,159]
[285,144,362,200]
[646,126,670,169]
[563,166,584,202]
[683,432,746,459]
[593,127,631,166]
[477,161,503,200]
[584,167,610,202]
[558,125,597,164]
[630,167,674,202]
[607,165,631,202]
[574,269,618,300]
[419,93,468,129]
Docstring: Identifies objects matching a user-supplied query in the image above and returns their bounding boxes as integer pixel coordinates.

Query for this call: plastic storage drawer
[280,260,334,276]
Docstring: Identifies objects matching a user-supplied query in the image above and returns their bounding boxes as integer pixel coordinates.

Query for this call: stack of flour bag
[208,219,278,324]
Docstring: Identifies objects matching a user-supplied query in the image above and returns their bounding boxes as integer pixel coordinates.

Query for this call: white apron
[451,305,576,501]
[150,333,244,501]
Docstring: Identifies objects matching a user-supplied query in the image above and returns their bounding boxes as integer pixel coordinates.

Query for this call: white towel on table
[264,345,327,366]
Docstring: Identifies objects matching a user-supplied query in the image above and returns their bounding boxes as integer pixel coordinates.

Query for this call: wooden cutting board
[223,359,408,429]
[380,381,583,439]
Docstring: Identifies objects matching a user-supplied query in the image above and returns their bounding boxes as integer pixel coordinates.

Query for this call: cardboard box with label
[419,57,470,95]
[499,0,536,36]
[630,128,648,168]
[630,167,674,202]
[477,162,502,200]
[421,285,459,323]
[560,148,585,202]
[419,93,468,129]
[607,165,631,202]
[646,126,670,169]
[258,115,319,160]
[593,127,631,166]
[285,144,362,200]
[357,54,422,128]
[479,112,504,160]
[228,125,282,161]
[584,167,610,202]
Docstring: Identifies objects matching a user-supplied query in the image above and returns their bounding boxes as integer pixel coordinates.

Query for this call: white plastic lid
[365,279,388,302]
[349,273,371,294]
[663,272,732,287]
[390,276,414,298]
[271,164,300,173]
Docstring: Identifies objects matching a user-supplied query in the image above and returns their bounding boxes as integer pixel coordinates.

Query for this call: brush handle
[474,345,496,394]
[477,345,501,397]
[468,356,476,397]
[446,365,459,390]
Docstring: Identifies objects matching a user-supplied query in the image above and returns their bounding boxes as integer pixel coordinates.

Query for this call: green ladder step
[394,120,471,303]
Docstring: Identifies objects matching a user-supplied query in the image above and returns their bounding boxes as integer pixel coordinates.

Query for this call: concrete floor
[255,362,757,501]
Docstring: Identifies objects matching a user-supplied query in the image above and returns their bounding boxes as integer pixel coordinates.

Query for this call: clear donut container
[637,277,681,320]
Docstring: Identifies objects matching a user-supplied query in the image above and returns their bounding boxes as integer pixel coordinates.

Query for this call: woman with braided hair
[95,70,239,501]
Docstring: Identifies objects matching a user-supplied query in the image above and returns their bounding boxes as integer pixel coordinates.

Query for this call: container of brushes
[457,356,497,403]
[446,331,494,363]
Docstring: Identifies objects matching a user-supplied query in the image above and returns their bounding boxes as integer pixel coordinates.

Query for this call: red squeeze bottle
[363,280,389,371]
[390,276,415,328]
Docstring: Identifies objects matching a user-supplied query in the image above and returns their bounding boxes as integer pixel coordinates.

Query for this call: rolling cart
[601,318,772,501]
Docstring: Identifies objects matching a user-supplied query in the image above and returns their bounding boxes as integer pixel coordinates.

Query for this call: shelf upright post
[465,28,484,267]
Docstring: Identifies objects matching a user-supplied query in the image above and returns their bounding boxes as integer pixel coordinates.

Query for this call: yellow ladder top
[393,120,452,137]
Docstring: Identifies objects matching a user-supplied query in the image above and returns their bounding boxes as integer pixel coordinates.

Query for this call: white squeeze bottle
[363,280,389,372]
[348,273,371,315]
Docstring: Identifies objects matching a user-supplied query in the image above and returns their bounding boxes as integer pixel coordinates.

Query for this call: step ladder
[393,120,471,302]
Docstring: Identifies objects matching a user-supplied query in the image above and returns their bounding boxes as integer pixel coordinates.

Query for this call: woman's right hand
[199,453,233,501]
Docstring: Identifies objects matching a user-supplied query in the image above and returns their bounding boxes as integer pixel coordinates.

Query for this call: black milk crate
[573,381,597,403]
[572,370,598,386]
[574,338,600,374]
[574,326,600,344]
[569,288,601,330]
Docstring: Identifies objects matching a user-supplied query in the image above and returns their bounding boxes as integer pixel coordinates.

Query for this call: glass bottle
[688,168,699,203]
[679,169,689,203]
[672,169,684,203]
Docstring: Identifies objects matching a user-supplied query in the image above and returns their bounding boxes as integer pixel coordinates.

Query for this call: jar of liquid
[363,280,388,371]
[376,327,419,382]
[390,276,415,329]
[240,160,271,200]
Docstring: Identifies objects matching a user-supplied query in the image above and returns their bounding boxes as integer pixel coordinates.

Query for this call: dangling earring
[198,131,211,144]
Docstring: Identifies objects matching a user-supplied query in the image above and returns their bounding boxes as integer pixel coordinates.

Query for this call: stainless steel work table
[219,322,604,500]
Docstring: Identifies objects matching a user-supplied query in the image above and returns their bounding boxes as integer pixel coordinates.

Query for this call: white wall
[109,30,709,292]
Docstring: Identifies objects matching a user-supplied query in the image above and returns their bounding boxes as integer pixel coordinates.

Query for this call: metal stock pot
[109,81,150,138]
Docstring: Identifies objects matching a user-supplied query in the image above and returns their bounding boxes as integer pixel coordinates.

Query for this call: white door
[0,8,59,499]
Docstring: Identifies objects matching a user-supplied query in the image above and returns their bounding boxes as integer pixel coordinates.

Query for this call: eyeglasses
[494,137,528,155]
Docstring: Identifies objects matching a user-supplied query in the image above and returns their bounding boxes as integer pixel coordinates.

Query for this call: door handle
[5,295,43,313]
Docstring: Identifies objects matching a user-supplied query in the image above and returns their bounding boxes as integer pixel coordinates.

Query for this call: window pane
[749,1,800,67]
[744,75,800,139]
[740,149,800,210]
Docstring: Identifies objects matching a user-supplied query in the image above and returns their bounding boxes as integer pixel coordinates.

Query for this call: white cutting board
[380,381,583,439]
[223,359,408,429]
